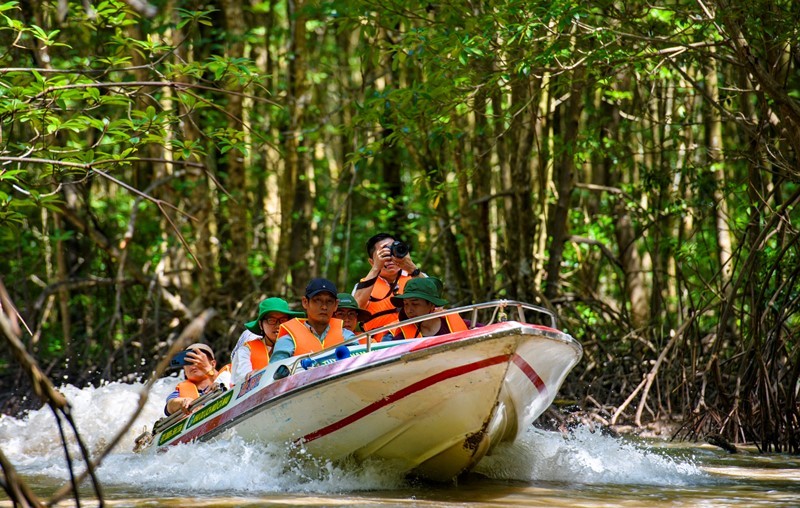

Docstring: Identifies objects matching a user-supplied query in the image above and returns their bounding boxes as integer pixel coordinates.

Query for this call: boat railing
[150,384,228,436]
[359,299,556,347]
[282,300,556,376]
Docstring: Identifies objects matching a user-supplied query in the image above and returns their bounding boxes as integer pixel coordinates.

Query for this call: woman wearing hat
[232,297,304,385]
[165,343,230,415]
[388,278,468,339]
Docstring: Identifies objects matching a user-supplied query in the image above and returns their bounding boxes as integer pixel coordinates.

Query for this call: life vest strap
[356,276,378,290]
[368,307,399,320]
[368,273,402,302]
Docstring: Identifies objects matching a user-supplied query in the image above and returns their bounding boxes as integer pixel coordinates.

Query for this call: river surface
[1,379,799,507]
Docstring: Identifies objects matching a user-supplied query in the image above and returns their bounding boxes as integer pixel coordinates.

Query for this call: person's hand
[178,397,193,415]
[186,350,214,375]
[373,244,391,270]
[396,254,417,274]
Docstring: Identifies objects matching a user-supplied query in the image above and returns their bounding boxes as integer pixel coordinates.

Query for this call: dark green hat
[390,277,447,307]
[245,297,305,334]
[336,293,372,322]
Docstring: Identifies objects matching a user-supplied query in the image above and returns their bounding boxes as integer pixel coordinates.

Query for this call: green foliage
[0,0,268,381]
[0,0,261,224]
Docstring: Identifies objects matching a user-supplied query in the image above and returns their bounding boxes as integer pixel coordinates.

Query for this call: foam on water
[1,381,706,494]
[0,378,408,494]
[101,437,408,495]
[474,425,705,485]
[0,377,176,470]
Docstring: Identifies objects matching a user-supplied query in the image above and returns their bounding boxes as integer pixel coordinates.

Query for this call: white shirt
[231,329,260,359]
[215,368,232,389]
[231,329,261,386]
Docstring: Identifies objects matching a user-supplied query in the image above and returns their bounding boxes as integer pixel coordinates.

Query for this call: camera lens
[390,241,409,258]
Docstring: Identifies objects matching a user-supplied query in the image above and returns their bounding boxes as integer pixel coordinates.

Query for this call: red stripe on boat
[512,354,547,394]
[300,354,511,444]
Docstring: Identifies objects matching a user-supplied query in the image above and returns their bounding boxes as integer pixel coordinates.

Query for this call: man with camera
[352,233,425,338]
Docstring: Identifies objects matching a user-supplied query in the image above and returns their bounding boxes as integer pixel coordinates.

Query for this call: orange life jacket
[244,339,271,370]
[279,318,346,356]
[392,313,468,340]
[176,380,200,399]
[175,366,230,399]
[362,274,412,335]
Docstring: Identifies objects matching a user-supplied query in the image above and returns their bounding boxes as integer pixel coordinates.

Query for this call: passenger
[270,278,356,362]
[165,343,231,415]
[387,277,468,339]
[233,297,305,385]
[334,293,372,333]
[352,233,425,338]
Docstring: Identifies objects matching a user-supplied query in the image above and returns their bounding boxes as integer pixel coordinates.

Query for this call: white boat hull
[145,317,581,481]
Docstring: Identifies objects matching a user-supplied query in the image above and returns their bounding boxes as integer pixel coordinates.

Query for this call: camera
[389,240,410,258]
[169,350,190,368]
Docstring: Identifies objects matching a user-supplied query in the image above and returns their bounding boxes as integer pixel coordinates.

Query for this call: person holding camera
[352,233,425,338]
[164,343,231,415]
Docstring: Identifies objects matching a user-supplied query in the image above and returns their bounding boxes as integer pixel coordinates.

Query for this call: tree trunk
[503,76,536,300]
[381,25,405,237]
[53,213,72,356]
[455,151,480,300]
[274,0,312,294]
[705,52,733,294]
[459,54,494,300]
[605,79,648,328]
[544,69,583,301]
[491,82,510,295]
[220,0,251,295]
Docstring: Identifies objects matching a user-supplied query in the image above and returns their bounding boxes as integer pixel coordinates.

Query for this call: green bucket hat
[245,297,305,334]
[336,293,372,322]
[390,277,447,307]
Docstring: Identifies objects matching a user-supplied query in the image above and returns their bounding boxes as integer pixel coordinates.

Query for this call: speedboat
[134,300,582,481]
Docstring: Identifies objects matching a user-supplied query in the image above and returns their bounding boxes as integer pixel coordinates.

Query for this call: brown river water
[2,380,799,507]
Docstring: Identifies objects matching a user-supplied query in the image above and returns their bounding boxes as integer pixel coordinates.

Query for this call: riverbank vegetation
[2,0,798,467]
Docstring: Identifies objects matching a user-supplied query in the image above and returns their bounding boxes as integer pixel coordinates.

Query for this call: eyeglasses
[263,316,290,325]
[334,310,358,319]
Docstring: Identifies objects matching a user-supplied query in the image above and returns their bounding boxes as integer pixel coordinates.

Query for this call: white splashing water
[474,426,705,485]
[0,380,704,494]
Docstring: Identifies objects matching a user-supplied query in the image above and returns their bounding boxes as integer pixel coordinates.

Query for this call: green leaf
[0,169,25,182]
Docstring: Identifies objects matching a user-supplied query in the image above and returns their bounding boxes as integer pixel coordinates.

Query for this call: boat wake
[474,426,706,486]
[0,380,705,494]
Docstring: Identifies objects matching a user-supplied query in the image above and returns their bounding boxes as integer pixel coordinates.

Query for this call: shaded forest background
[1,0,798,454]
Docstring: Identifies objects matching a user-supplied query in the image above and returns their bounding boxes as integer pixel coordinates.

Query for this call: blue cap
[305,278,338,298]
